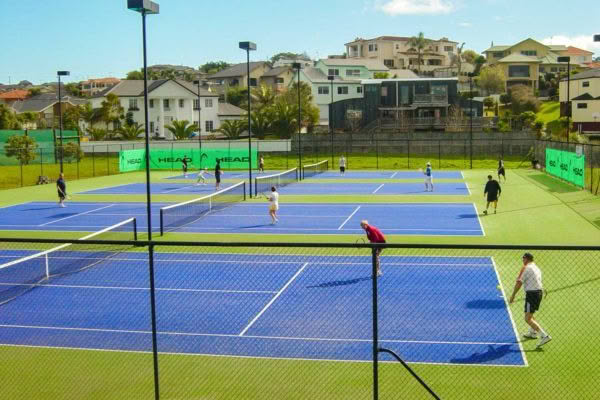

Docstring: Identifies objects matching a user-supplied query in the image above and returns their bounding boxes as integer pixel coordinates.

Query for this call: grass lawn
[536,101,560,124]
[1,166,599,399]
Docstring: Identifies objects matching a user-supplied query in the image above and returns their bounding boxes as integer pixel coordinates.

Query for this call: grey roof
[319,58,389,71]
[497,54,541,63]
[484,45,511,53]
[207,62,268,79]
[12,94,86,113]
[218,102,246,116]
[92,79,216,97]
[301,67,361,84]
[572,93,598,101]
[561,68,600,81]
[262,66,291,77]
[389,69,419,78]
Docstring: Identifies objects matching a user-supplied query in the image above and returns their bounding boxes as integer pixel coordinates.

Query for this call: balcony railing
[413,94,449,104]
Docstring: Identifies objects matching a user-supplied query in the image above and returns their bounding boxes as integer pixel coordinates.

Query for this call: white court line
[473,203,486,236]
[389,172,398,179]
[372,184,384,194]
[239,262,309,336]
[466,182,472,196]
[491,257,528,367]
[337,206,361,230]
[38,204,115,227]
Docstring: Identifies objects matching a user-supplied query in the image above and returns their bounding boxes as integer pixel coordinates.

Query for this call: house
[11,93,87,129]
[0,89,29,106]
[483,39,595,91]
[206,62,271,88]
[80,78,120,96]
[344,36,460,76]
[559,69,600,133]
[315,59,389,80]
[272,57,311,68]
[260,66,295,92]
[89,79,242,138]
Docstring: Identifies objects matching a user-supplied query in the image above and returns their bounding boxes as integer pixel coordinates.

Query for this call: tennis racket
[355,238,366,244]
[58,188,72,200]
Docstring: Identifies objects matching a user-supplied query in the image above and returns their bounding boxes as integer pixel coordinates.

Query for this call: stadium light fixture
[239,41,256,197]
[558,56,571,143]
[57,71,70,173]
[594,34,600,42]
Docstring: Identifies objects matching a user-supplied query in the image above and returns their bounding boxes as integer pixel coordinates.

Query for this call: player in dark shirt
[56,173,67,207]
[214,158,222,190]
[182,155,189,178]
[483,175,501,215]
[497,159,506,183]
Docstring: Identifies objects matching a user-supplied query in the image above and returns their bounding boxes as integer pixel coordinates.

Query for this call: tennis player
[214,158,222,190]
[259,155,265,174]
[360,220,386,276]
[498,159,506,183]
[56,173,67,207]
[483,175,501,215]
[339,156,346,176]
[423,162,433,192]
[509,253,552,349]
[195,168,213,185]
[267,186,279,224]
[182,155,189,178]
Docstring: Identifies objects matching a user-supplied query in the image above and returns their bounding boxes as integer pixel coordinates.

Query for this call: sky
[1,0,599,85]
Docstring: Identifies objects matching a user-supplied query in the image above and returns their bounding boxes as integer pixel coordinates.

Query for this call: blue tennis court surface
[79,182,470,196]
[0,202,484,236]
[166,170,265,180]
[0,250,525,366]
[167,170,464,180]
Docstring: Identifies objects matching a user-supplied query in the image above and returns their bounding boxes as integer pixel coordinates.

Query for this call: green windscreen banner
[119,148,257,172]
[545,148,584,187]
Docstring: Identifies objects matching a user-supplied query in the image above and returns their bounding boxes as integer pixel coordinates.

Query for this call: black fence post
[106,144,110,175]
[407,138,410,170]
[92,145,96,177]
[376,136,379,170]
[438,140,441,169]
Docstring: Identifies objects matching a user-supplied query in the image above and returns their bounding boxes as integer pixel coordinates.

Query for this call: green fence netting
[545,148,585,188]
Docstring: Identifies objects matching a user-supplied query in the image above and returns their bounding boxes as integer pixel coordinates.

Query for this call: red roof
[565,46,593,55]
[0,89,29,100]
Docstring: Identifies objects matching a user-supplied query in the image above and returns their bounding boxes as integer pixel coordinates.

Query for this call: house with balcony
[206,62,271,89]
[559,69,600,134]
[89,79,230,139]
[11,93,88,129]
[260,66,294,93]
[80,77,120,96]
[345,36,459,77]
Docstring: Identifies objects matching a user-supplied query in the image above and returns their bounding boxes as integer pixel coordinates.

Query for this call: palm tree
[100,93,124,132]
[164,119,197,140]
[271,99,297,139]
[217,120,247,139]
[118,122,145,140]
[453,42,466,77]
[250,109,274,139]
[86,127,108,141]
[408,32,430,76]
[251,84,276,110]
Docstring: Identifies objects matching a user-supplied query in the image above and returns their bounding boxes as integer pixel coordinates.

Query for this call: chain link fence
[0,238,598,399]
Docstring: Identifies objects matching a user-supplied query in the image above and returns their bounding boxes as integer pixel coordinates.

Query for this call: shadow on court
[307,276,372,289]
[465,299,506,309]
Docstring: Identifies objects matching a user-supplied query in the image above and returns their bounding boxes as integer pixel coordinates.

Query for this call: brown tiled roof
[565,46,593,55]
[0,89,29,100]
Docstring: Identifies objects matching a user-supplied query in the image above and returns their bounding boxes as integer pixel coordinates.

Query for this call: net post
[159,210,164,236]
[45,253,50,280]
[243,181,246,200]
[133,217,138,241]
[254,177,257,198]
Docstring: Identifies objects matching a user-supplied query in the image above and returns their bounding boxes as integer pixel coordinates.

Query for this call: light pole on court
[239,41,256,197]
[57,70,70,173]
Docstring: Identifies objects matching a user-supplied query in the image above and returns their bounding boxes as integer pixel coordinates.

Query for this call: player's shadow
[48,213,78,218]
[465,299,505,309]
[307,276,372,288]
[23,207,62,211]
[450,345,518,364]
[456,214,477,219]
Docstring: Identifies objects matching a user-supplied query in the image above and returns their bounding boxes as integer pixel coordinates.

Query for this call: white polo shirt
[518,262,543,291]
[269,191,279,207]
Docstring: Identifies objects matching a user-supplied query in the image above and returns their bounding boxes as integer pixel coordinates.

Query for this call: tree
[217,120,246,139]
[452,42,466,77]
[462,50,478,65]
[118,122,145,140]
[473,55,486,75]
[483,97,496,114]
[62,142,84,162]
[250,109,273,139]
[125,70,144,80]
[251,84,276,110]
[271,99,297,139]
[164,120,197,140]
[86,127,108,141]
[269,52,306,65]
[200,61,230,74]
[0,104,21,129]
[5,134,38,165]
[499,93,511,107]
[62,106,82,131]
[28,87,41,97]
[477,65,505,94]
[373,72,389,79]
[17,111,38,129]
[408,32,430,76]
[509,84,541,114]
[65,82,82,97]
[100,93,124,131]
[517,111,537,130]
[226,86,248,108]
[281,82,320,133]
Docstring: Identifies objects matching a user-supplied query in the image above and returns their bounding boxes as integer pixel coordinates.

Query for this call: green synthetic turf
[1,167,599,399]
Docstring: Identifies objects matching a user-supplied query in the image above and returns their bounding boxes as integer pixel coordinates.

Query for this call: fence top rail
[0,237,599,252]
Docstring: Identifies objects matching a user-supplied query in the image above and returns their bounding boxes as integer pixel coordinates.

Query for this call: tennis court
[167,170,465,180]
[0,202,484,236]
[79,182,470,196]
[0,249,524,366]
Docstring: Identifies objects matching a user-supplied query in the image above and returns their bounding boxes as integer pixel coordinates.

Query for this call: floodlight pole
[194,80,202,165]
[469,73,473,169]
[328,75,334,168]
[558,56,571,144]
[57,71,70,173]
[293,63,302,173]
[239,41,256,197]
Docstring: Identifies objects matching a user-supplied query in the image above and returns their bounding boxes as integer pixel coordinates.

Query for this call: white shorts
[424,176,433,184]
[269,204,279,211]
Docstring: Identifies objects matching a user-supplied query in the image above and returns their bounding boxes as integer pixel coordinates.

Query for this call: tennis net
[255,168,298,195]
[302,160,329,179]
[160,181,246,235]
[0,217,137,306]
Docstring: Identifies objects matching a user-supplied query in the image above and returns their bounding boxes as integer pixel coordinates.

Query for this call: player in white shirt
[267,186,279,224]
[509,253,552,348]
[195,168,213,185]
[339,156,346,176]
[422,162,433,192]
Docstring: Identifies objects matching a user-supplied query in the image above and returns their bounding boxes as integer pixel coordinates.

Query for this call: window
[318,86,329,95]
[559,67,567,72]
[346,69,360,77]
[551,67,558,72]
[368,43,378,52]
[328,69,340,76]
[249,78,257,87]
[179,99,184,108]
[383,59,394,67]
[357,86,363,94]
[492,52,505,58]
[150,121,154,133]
[149,99,154,108]
[444,46,453,52]
[395,44,399,50]
[194,121,200,129]
[231,78,239,86]
[381,86,388,96]
[577,103,588,109]
[128,98,138,110]
[163,99,170,110]
[193,99,200,110]
[583,81,590,87]
[275,77,284,84]
[539,66,545,73]
[427,59,442,66]
[508,65,530,78]
[520,50,537,56]
[205,120,214,132]
[205,99,213,108]
[337,86,348,95]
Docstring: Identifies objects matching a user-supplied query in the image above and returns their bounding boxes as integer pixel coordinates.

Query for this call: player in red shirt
[360,220,386,276]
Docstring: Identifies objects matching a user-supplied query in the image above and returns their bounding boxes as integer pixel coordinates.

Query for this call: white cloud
[377,0,455,15]
[459,22,472,27]
[541,35,600,53]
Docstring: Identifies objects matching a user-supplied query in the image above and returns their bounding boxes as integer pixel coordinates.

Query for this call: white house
[90,79,243,138]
